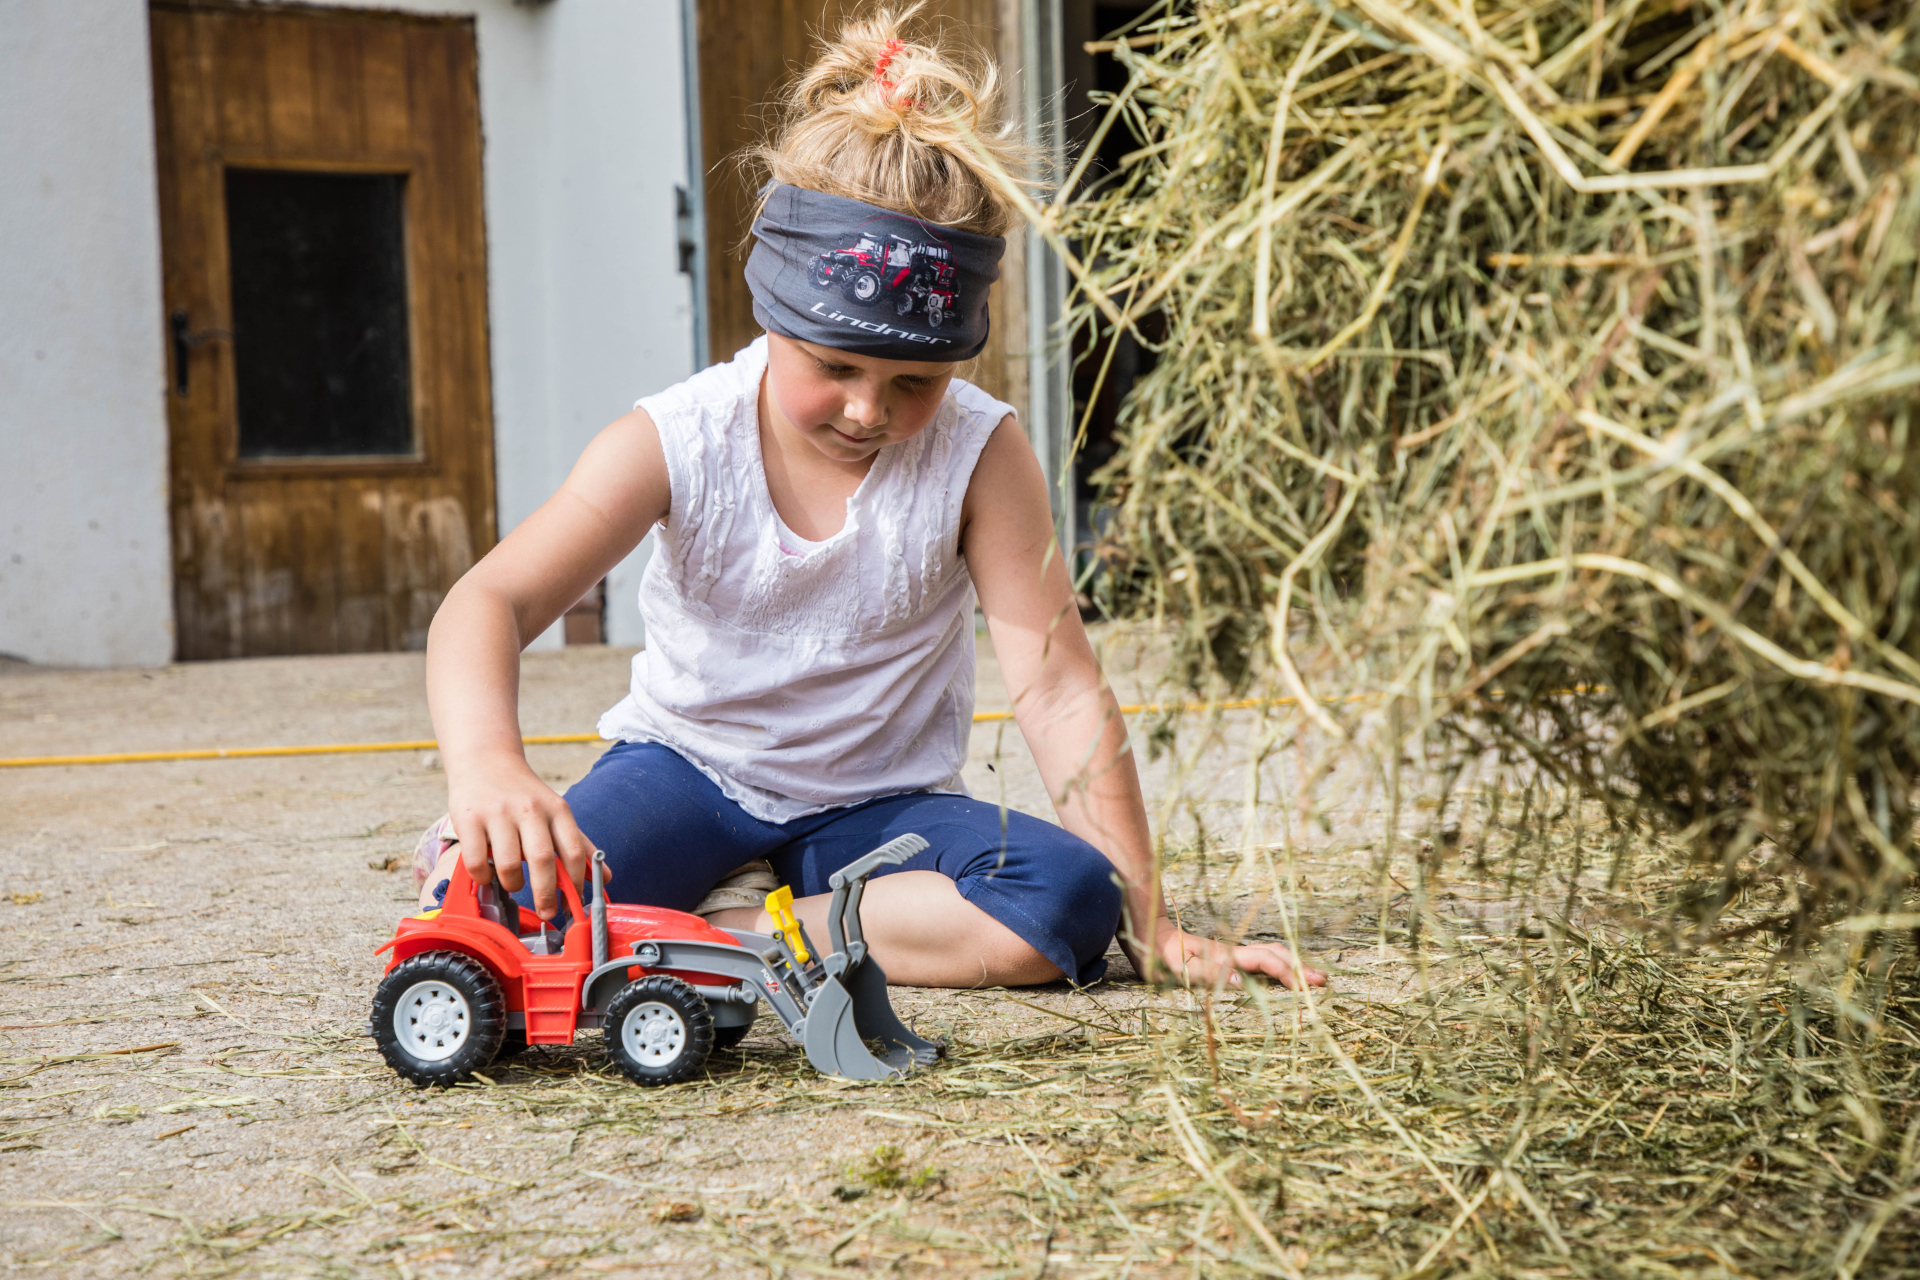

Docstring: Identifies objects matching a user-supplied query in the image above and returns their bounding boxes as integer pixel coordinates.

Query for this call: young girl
[418,8,1322,993]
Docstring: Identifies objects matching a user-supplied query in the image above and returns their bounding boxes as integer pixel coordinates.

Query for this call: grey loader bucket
[802,834,944,1080]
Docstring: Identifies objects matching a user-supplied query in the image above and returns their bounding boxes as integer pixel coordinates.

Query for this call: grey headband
[746,183,1004,362]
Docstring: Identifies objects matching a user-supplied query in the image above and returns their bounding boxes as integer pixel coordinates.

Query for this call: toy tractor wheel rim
[392,979,472,1063]
[619,1000,688,1067]
[927,294,947,328]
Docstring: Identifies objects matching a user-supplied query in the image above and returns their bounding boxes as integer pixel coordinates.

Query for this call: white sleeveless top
[596,337,1012,822]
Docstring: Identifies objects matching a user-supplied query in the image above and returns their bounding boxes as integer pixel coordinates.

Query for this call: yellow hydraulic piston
[764,885,810,964]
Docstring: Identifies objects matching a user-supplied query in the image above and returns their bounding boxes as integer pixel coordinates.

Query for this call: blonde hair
[753,5,1027,237]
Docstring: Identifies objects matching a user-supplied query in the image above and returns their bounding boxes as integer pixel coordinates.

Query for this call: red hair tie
[874,38,904,86]
[874,38,917,108]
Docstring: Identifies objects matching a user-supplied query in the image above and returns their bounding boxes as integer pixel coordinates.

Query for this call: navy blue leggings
[537,740,1121,985]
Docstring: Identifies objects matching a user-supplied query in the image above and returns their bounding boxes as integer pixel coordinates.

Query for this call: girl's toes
[411,814,457,891]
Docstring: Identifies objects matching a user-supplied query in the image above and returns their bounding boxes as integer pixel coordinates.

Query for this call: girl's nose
[844,384,890,429]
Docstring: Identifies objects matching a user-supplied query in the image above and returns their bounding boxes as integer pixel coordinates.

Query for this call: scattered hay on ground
[10,808,1916,1278]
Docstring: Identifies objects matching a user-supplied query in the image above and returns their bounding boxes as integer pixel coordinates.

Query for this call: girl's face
[762,333,956,464]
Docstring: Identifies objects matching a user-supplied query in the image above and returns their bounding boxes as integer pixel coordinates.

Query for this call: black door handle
[170,310,232,395]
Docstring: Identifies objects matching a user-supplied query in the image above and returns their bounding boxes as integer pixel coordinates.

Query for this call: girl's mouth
[832,427,878,445]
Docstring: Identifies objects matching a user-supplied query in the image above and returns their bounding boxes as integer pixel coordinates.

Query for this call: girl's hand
[446,755,599,921]
[1136,917,1327,991]
[424,405,663,921]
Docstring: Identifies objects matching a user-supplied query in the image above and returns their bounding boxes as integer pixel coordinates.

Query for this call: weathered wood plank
[151,2,495,658]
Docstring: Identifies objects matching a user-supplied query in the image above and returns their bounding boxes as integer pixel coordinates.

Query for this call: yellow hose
[0,698,1284,770]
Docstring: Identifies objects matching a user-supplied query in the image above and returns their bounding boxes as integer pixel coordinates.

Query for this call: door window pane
[225,169,413,458]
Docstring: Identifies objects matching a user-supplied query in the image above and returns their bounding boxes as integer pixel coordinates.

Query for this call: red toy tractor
[371,835,940,1086]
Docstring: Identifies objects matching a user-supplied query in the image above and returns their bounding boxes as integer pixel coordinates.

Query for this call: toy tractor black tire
[711,1020,753,1053]
[894,290,916,318]
[843,269,882,305]
[605,975,714,1086]
[372,951,508,1088]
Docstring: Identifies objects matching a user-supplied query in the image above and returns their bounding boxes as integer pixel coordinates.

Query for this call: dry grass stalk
[1054,0,1920,937]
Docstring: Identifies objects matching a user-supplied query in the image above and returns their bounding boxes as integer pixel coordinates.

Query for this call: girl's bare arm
[424,407,671,919]
[961,417,1324,990]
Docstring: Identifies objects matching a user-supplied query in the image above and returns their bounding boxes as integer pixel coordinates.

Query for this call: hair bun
[750,4,1030,236]
[810,15,960,128]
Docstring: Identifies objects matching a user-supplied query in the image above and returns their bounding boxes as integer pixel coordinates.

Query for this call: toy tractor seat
[471,879,570,955]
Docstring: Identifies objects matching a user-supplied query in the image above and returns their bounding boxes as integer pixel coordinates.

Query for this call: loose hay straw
[968,0,1919,1274]
[1048,0,1920,937]
[9,801,1918,1276]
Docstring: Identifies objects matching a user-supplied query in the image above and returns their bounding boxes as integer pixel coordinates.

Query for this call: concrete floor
[5,634,1373,1276]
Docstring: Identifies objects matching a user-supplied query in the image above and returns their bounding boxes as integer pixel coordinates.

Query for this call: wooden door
[150,2,496,659]
[693,1,1022,405]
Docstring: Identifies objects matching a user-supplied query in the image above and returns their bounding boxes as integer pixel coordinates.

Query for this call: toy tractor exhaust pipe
[800,834,943,1080]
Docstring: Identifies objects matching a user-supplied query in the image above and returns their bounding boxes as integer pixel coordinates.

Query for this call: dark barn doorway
[1060,2,1164,590]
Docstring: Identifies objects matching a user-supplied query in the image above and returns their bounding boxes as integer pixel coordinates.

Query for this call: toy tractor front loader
[801,836,943,1077]
[577,833,942,1081]
[372,833,940,1087]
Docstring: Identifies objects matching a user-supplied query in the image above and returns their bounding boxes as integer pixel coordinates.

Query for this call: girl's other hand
[446,756,598,921]
[1144,919,1327,991]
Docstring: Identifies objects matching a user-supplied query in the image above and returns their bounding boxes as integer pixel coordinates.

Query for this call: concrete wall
[0,2,174,667]
[330,0,692,649]
[502,0,693,648]
[0,0,693,665]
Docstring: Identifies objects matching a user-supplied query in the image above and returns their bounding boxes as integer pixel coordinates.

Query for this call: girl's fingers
[549,805,600,889]
[1156,930,1327,991]
[517,817,560,920]
[1279,946,1328,988]
[488,820,527,895]
[1233,943,1328,989]
[452,815,493,884]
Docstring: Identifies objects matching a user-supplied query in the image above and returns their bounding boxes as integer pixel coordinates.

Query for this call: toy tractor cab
[371,835,941,1087]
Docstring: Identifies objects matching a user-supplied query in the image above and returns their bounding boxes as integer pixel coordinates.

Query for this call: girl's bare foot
[418,828,462,911]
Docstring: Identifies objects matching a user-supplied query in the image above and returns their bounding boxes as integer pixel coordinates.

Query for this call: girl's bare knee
[991,939,1063,987]
[968,918,1062,987]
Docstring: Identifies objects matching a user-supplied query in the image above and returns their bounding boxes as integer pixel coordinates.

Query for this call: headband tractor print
[746,184,1005,362]
[809,225,959,328]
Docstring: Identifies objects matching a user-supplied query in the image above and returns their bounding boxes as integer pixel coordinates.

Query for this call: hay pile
[1051,0,1920,932]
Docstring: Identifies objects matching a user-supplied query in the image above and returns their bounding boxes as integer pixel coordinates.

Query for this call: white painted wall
[515,0,693,648]
[0,0,692,665]
[0,2,173,667]
[322,0,695,650]
[539,1,695,646]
